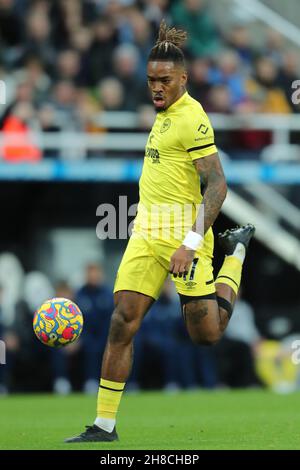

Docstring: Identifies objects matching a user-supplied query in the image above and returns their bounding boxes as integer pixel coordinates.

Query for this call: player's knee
[108,302,141,344]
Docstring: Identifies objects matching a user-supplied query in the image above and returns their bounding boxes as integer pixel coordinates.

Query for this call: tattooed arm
[169,152,227,277]
[193,152,227,235]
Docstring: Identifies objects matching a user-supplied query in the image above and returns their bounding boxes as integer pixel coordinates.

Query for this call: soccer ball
[33,297,83,348]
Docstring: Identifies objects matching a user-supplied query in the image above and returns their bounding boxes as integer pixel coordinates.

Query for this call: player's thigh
[114,232,168,302]
[113,290,155,323]
[172,251,220,344]
[183,297,221,345]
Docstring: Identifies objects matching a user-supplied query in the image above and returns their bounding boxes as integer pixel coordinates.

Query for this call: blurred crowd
[0,0,299,161]
[1,250,299,395]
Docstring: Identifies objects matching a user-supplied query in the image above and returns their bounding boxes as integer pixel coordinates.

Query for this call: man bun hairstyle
[148,20,187,65]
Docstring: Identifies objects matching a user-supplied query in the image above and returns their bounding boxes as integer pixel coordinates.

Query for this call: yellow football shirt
[134,91,217,254]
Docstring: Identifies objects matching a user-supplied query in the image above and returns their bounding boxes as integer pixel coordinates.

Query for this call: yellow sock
[215,255,243,295]
[97,378,125,420]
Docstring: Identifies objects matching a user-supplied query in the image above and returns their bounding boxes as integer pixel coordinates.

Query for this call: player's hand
[169,245,195,278]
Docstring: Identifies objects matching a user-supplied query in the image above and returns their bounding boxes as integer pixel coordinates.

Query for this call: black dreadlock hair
[148,20,187,66]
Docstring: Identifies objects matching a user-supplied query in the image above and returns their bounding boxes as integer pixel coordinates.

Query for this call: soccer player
[65,21,255,443]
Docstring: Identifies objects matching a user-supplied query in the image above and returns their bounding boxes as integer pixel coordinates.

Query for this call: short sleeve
[179,110,217,161]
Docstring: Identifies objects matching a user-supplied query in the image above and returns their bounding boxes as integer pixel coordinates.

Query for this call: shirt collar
[165,91,189,113]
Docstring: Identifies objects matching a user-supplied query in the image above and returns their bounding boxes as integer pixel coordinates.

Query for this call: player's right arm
[169,111,227,277]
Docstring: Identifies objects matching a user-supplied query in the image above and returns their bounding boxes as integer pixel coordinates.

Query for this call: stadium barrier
[0,160,299,183]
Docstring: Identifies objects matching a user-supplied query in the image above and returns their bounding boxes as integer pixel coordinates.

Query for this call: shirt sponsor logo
[145,147,160,163]
[198,124,208,134]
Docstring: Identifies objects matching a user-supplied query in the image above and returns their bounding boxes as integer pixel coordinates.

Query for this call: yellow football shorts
[114,231,216,300]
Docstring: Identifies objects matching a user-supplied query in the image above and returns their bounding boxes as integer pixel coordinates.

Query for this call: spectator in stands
[9,271,54,392]
[124,8,153,79]
[0,79,35,130]
[171,0,220,58]
[0,253,24,329]
[23,6,56,71]
[246,57,292,114]
[226,22,257,72]
[37,103,61,159]
[98,77,125,111]
[137,104,156,131]
[1,102,41,162]
[0,0,23,66]
[208,84,232,114]
[74,88,101,133]
[87,16,117,86]
[55,49,88,88]
[207,84,238,152]
[69,27,93,87]
[75,263,113,394]
[49,0,98,50]
[142,0,171,32]
[264,29,285,67]
[188,58,213,110]
[210,50,248,108]
[51,80,82,133]
[21,55,51,104]
[113,43,144,110]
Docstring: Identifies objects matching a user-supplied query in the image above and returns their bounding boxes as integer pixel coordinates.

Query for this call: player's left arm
[193,152,227,234]
[170,111,227,277]
[170,152,227,277]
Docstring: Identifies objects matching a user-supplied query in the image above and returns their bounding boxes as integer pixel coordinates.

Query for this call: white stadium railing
[1,113,300,151]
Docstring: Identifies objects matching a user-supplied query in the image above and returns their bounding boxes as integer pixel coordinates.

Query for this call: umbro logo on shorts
[185,281,197,288]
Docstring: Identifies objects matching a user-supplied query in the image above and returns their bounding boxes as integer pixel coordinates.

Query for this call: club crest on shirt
[160,118,171,133]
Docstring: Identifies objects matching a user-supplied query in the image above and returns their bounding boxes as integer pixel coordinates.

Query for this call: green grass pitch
[0,390,299,450]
